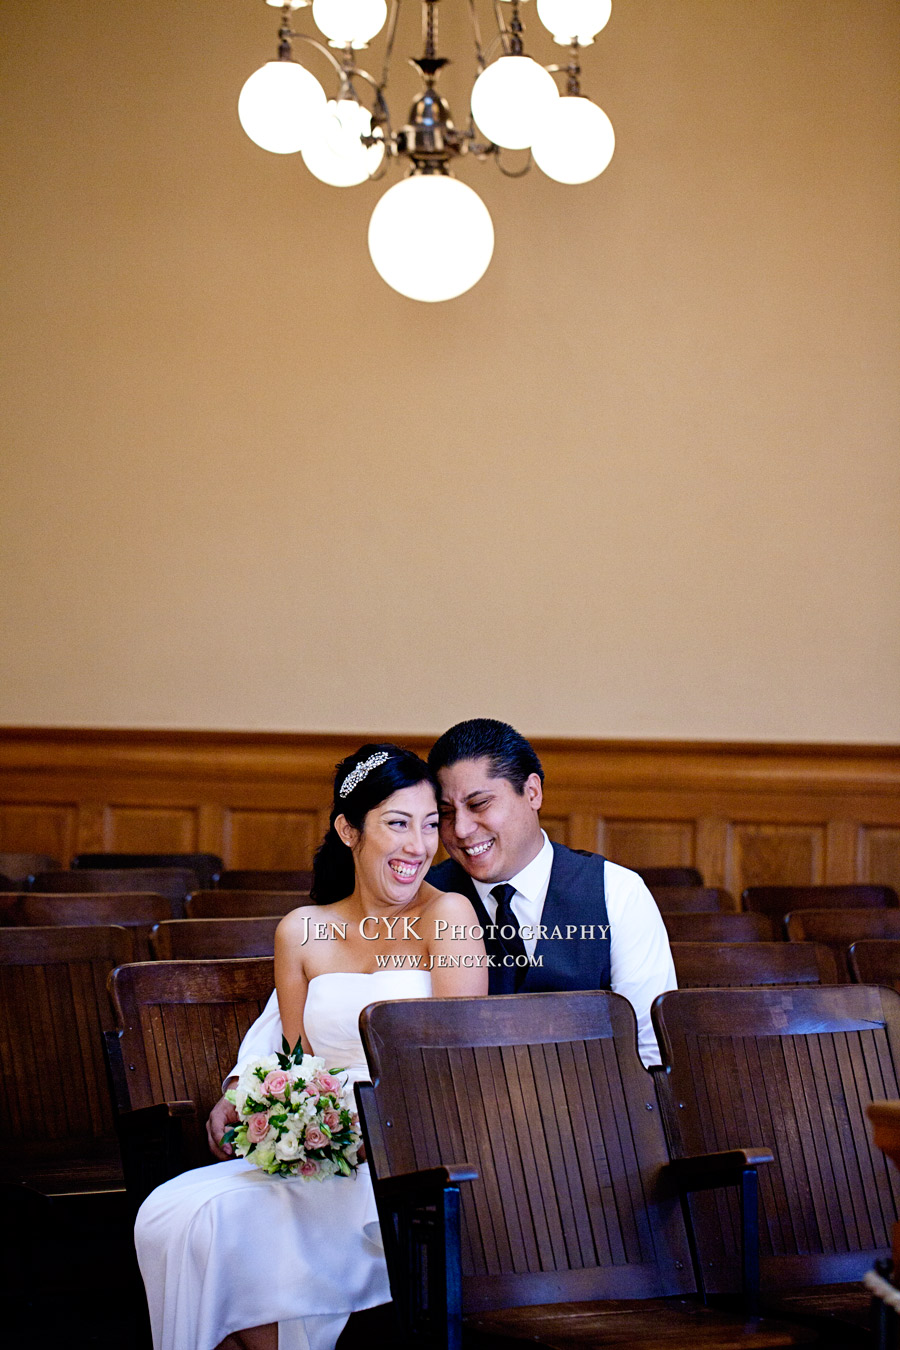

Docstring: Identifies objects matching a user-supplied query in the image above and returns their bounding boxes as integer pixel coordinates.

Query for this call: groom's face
[437,756,544,884]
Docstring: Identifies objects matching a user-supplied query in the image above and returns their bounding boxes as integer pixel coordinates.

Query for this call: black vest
[427,843,611,995]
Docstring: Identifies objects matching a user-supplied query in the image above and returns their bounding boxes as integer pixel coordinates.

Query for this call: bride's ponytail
[309,743,438,905]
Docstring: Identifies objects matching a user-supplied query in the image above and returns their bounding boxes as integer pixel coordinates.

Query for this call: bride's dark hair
[310,743,439,904]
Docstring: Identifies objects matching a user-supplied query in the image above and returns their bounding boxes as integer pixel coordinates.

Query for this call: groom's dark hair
[428,719,544,795]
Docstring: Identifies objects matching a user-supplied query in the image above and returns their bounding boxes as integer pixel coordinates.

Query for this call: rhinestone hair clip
[338,751,390,799]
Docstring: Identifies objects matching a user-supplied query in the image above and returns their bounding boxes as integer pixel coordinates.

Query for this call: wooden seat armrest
[374,1163,478,1202]
[663,1147,774,1193]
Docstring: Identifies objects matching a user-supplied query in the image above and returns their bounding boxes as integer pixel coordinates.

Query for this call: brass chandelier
[238,0,615,301]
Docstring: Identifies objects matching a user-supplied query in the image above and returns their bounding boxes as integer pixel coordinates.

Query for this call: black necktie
[490,883,527,991]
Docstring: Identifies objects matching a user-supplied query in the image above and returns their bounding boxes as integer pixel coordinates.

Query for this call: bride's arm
[274,907,314,1054]
[426,892,489,997]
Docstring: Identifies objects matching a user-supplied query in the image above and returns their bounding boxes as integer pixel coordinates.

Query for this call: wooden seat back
[185,889,309,919]
[0,925,132,1183]
[670,940,839,987]
[649,886,738,913]
[19,892,173,959]
[73,852,223,888]
[787,908,900,978]
[849,940,900,990]
[652,984,900,1294]
[108,957,274,1173]
[360,990,697,1311]
[662,911,776,942]
[214,869,314,891]
[0,852,61,889]
[151,916,280,960]
[635,865,703,888]
[32,868,198,914]
[742,884,898,923]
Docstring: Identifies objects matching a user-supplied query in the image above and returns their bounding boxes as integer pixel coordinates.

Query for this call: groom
[205,718,675,1158]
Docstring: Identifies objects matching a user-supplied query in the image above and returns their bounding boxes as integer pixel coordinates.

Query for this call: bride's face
[342,780,440,906]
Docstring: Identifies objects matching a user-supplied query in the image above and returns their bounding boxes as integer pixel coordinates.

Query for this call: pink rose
[299,1159,318,1177]
[322,1108,341,1132]
[304,1125,328,1149]
[261,1070,290,1100]
[248,1113,270,1144]
[304,1085,319,1101]
[313,1070,342,1095]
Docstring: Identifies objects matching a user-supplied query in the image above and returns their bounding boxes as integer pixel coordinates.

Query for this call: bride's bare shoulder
[276,902,342,943]
[419,884,479,923]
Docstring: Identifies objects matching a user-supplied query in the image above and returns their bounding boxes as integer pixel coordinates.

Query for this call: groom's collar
[469,829,553,906]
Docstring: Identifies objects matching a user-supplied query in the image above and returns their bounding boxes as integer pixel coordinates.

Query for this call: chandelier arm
[492,0,512,56]
[379,0,402,91]
[287,32,347,78]
[466,0,487,72]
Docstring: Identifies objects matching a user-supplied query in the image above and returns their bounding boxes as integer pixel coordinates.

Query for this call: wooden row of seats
[32,951,900,1347]
[7,923,900,1345]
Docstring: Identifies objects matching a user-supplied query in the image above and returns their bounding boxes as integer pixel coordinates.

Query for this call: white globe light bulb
[368,175,494,302]
[312,0,387,49]
[301,99,384,186]
[238,61,326,154]
[536,0,611,46]
[470,55,560,150]
[531,95,615,184]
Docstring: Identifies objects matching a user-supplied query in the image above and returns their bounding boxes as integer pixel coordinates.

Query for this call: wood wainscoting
[0,729,899,896]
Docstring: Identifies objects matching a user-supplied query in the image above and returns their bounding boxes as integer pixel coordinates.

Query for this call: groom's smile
[437,756,544,884]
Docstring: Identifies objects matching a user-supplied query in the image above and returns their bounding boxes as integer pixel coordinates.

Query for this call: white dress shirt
[227,832,676,1080]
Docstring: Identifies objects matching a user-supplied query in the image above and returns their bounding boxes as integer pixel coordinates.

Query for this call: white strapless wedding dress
[135,970,432,1350]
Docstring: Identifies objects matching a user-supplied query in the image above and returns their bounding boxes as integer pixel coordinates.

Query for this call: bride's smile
[339,779,441,910]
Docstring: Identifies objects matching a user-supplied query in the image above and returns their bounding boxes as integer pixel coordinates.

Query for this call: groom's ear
[335,813,359,849]
[523,773,543,811]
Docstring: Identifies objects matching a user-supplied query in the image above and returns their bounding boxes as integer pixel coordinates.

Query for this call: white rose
[274,1133,302,1162]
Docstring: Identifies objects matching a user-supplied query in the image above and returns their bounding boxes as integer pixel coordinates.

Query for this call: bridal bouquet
[224,1036,363,1180]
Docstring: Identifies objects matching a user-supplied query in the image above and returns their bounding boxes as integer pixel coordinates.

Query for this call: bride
[135,744,488,1350]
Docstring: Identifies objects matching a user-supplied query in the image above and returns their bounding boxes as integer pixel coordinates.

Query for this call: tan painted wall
[1,1,898,740]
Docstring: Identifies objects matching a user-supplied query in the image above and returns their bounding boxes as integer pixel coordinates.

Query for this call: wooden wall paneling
[726,822,826,896]
[105,806,199,852]
[540,816,569,846]
[223,808,324,869]
[694,817,729,889]
[823,819,859,884]
[0,802,78,864]
[859,827,900,895]
[197,802,227,853]
[0,732,898,885]
[75,803,106,856]
[602,819,696,871]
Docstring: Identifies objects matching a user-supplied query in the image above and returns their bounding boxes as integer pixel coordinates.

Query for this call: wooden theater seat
[671,940,839,987]
[849,939,900,991]
[662,911,777,942]
[355,990,811,1349]
[649,885,739,912]
[215,869,314,891]
[635,865,704,887]
[32,867,197,915]
[150,916,280,960]
[743,885,898,925]
[19,892,172,959]
[0,925,132,1193]
[185,889,309,919]
[787,909,900,978]
[652,984,900,1343]
[72,851,223,889]
[0,852,61,889]
[106,957,274,1209]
